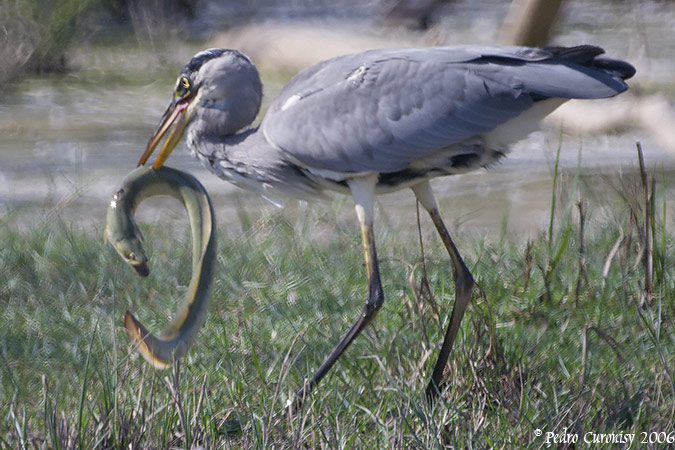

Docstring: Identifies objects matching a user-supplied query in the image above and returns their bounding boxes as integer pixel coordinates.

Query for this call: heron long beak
[137,96,193,169]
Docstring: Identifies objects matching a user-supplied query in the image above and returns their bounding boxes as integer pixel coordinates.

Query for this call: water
[1,1,674,237]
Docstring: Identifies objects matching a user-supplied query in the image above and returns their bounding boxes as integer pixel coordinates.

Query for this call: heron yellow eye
[180,77,191,90]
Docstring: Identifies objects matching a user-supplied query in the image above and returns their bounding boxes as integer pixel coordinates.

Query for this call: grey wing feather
[262,45,633,173]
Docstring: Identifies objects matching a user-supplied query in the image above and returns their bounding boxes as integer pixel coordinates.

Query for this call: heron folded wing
[262,46,632,174]
[263,55,529,173]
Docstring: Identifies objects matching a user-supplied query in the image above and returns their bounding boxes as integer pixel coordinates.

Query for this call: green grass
[1,168,673,448]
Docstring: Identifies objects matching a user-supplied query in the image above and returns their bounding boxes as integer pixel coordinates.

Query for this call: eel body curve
[105,165,216,368]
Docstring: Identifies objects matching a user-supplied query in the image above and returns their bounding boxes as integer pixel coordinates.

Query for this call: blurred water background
[1,0,674,236]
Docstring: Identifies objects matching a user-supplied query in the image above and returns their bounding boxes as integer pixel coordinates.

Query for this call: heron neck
[187,127,266,165]
[187,126,323,203]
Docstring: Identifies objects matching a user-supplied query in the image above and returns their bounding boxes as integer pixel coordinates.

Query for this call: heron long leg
[294,176,384,404]
[411,181,474,402]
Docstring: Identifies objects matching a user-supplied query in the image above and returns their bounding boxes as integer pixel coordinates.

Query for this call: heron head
[138,49,262,169]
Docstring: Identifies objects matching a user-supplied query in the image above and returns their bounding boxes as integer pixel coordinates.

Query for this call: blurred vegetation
[0,0,196,85]
[0,0,97,83]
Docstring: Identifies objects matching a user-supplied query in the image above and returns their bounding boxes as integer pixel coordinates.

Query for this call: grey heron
[136,45,634,403]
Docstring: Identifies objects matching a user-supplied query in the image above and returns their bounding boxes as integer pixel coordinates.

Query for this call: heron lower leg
[411,181,474,401]
[294,176,384,404]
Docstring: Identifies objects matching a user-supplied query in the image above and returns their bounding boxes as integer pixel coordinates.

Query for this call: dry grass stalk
[636,142,654,297]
